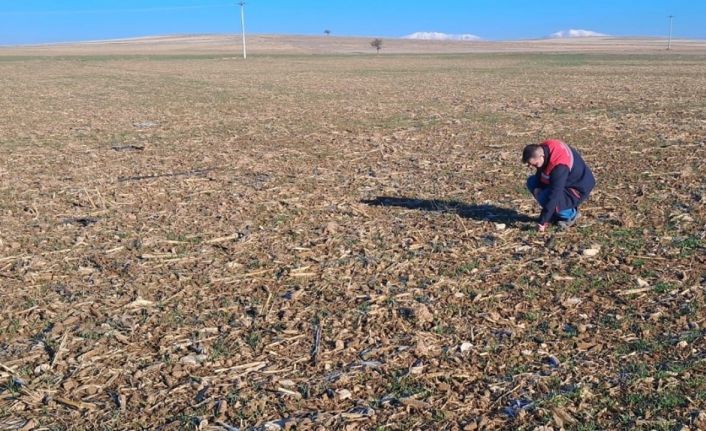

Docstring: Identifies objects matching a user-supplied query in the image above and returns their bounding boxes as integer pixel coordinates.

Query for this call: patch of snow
[549,29,608,38]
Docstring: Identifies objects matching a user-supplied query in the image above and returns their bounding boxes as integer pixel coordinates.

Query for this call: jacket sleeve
[538,165,569,225]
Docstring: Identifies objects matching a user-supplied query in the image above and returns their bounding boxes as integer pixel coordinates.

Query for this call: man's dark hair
[522,144,543,163]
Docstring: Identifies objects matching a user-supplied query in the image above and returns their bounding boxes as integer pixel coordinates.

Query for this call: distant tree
[371,38,383,53]
[324,29,331,36]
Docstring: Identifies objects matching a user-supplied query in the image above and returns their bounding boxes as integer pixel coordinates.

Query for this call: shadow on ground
[362,196,535,225]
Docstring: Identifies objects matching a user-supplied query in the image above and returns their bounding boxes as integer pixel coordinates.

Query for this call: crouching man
[522,139,595,231]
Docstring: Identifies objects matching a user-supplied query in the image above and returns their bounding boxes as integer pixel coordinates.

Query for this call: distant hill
[402,32,481,41]
[2,33,705,56]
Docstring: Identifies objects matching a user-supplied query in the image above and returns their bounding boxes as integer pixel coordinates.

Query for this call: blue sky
[1,0,704,45]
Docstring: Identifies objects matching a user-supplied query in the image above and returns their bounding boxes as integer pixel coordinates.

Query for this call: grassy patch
[625,391,689,415]
[653,282,674,294]
[387,372,431,399]
[615,338,663,355]
[609,228,645,252]
[673,235,702,256]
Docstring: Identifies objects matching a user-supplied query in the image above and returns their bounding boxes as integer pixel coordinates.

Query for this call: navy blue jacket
[534,143,595,225]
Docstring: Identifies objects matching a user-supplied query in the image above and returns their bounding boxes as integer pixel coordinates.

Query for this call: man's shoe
[557,210,580,229]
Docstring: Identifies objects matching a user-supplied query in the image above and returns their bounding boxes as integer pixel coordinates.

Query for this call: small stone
[582,246,600,257]
[459,342,473,353]
[337,389,352,400]
[180,354,208,365]
[636,277,649,288]
[494,223,506,230]
[180,355,197,365]
[409,359,424,374]
[562,297,582,307]
[34,364,51,375]
[263,421,283,431]
[677,340,688,349]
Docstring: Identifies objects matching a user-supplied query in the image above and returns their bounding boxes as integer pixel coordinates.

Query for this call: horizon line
[3,32,702,48]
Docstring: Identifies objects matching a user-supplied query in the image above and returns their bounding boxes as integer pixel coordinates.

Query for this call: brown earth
[0,36,705,430]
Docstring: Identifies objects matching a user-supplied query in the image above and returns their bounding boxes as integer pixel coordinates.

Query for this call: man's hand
[538,223,547,232]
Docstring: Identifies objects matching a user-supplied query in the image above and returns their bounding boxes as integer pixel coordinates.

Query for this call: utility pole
[667,15,674,50]
[239,1,247,59]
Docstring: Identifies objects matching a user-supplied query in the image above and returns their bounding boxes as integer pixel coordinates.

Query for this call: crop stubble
[0,51,705,430]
